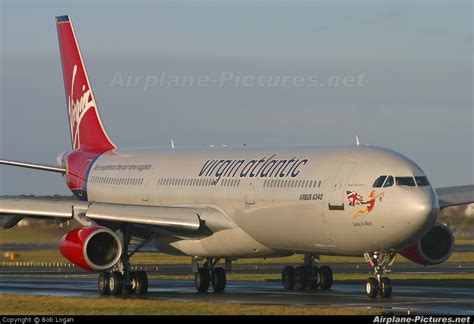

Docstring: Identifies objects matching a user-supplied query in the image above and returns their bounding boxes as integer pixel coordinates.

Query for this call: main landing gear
[98,269,148,296]
[364,251,395,298]
[98,225,154,296]
[281,254,333,291]
[194,258,229,293]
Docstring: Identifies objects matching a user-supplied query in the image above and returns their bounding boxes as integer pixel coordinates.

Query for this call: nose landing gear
[364,251,395,298]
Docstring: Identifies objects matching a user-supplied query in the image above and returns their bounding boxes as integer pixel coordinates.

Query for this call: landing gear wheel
[294,266,309,290]
[282,266,296,290]
[380,277,392,298]
[308,266,320,290]
[109,272,124,296]
[319,265,333,290]
[211,267,226,293]
[124,272,136,295]
[129,271,148,295]
[195,268,211,293]
[98,272,111,295]
[365,278,378,298]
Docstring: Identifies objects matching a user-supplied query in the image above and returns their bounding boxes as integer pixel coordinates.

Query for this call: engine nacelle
[59,226,122,271]
[399,222,455,265]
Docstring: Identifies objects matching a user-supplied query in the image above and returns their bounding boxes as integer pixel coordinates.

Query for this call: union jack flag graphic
[346,191,363,206]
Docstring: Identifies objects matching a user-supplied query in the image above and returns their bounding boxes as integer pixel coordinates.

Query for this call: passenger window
[373,176,387,188]
[415,176,430,187]
[396,177,415,187]
[383,176,394,188]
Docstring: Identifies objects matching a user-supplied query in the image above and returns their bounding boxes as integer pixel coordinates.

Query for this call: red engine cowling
[399,222,455,265]
[59,226,122,271]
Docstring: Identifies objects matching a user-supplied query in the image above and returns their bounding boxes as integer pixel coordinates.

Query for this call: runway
[0,276,473,315]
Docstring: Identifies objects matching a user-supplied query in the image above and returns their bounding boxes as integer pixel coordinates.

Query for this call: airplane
[1,15,473,298]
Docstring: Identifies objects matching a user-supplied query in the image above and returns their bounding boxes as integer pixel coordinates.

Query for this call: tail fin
[56,15,115,153]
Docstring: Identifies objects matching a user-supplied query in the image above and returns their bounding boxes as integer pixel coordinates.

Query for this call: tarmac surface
[0,272,473,315]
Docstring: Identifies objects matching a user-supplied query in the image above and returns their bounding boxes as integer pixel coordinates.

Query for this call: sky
[0,0,473,195]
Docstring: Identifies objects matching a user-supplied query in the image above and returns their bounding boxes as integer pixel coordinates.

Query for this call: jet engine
[59,226,122,271]
[399,222,454,265]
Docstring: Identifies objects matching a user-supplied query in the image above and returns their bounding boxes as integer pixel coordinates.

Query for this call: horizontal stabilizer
[0,159,66,173]
[436,185,474,209]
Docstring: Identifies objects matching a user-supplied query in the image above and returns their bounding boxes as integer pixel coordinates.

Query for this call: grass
[456,239,474,245]
[0,226,66,244]
[0,294,378,315]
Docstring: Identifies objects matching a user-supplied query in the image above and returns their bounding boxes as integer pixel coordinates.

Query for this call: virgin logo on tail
[68,64,95,149]
[57,15,114,153]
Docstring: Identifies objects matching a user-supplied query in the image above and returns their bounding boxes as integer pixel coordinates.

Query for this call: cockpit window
[383,176,394,187]
[372,176,387,188]
[415,176,430,187]
[396,177,416,187]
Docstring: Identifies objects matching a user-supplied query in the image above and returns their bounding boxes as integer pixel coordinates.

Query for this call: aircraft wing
[0,197,215,232]
[436,185,474,209]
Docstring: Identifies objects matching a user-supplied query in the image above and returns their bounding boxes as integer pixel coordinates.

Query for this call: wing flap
[0,197,206,232]
[436,185,474,209]
[0,197,79,219]
[86,203,202,231]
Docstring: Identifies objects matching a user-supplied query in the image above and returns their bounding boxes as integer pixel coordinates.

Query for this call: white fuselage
[85,145,439,258]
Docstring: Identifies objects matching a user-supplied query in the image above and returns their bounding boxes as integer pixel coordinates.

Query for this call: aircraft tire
[195,268,211,293]
[380,277,392,298]
[282,266,296,290]
[98,272,110,295]
[131,271,149,295]
[109,272,124,296]
[365,278,378,298]
[319,265,333,290]
[308,266,320,290]
[211,267,226,293]
[294,266,309,290]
